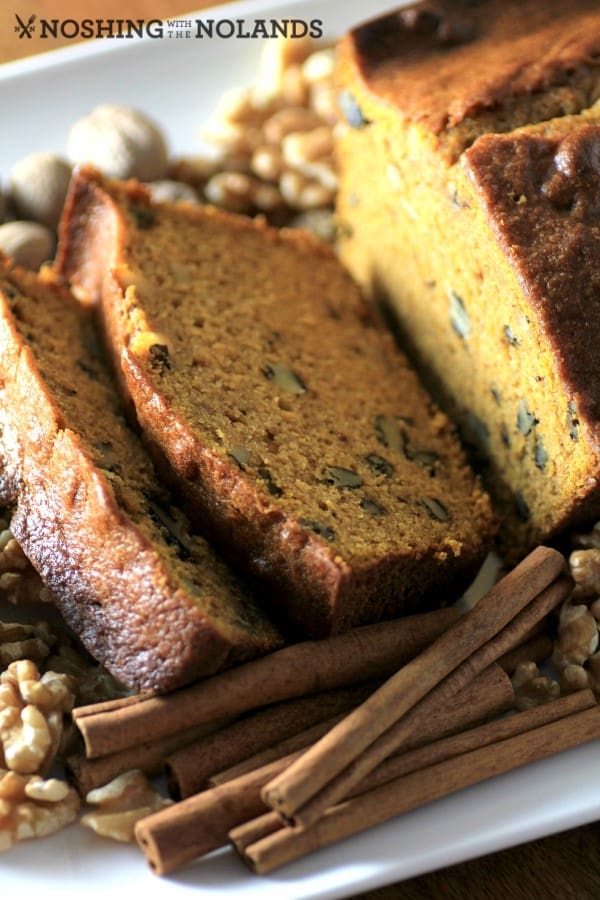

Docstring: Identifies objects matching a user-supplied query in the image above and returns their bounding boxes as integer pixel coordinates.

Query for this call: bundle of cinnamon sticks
[68,606,457,795]
[68,546,600,877]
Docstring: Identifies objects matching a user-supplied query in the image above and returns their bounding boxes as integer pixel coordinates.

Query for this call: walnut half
[0,660,75,774]
[511,661,560,711]
[0,769,79,852]
[81,770,171,843]
[553,603,599,668]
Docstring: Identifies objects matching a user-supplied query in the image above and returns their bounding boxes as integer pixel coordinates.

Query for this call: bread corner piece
[0,256,282,692]
[335,0,600,556]
[55,165,495,638]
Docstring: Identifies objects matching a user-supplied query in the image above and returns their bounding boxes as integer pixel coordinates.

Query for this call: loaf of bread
[335,0,600,555]
[56,166,495,637]
[0,257,282,692]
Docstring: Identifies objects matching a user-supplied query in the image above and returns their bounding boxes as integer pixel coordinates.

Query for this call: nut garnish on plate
[81,770,171,843]
[172,36,339,232]
[0,769,79,851]
[0,660,75,775]
[511,661,560,711]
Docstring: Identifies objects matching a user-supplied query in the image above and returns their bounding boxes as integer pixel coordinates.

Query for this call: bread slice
[56,166,495,637]
[335,0,600,555]
[0,257,282,692]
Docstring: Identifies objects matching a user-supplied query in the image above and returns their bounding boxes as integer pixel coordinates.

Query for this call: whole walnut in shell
[67,104,168,181]
[9,153,72,230]
[0,221,54,270]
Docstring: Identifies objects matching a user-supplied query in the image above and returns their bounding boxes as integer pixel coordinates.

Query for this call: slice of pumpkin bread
[0,257,282,692]
[335,0,600,555]
[56,167,494,637]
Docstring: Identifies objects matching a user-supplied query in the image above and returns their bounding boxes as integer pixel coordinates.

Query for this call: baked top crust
[340,0,600,136]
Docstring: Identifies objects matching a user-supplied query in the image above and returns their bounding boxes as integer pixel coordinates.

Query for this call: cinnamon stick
[231,690,596,851]
[66,720,229,797]
[74,607,458,759]
[346,689,594,790]
[262,546,566,826]
[133,665,513,875]
[72,692,151,717]
[233,701,600,875]
[166,682,376,799]
[288,572,570,828]
[272,571,571,828]
[206,714,349,788]
[135,749,299,876]
[211,664,511,787]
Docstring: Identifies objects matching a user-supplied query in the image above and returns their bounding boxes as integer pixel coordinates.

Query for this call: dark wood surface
[1,2,598,895]
[354,822,600,899]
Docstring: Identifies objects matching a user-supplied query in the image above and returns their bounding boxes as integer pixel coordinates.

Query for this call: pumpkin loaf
[0,257,282,692]
[335,0,600,555]
[56,167,495,638]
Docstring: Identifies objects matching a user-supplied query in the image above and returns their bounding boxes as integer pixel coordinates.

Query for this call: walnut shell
[0,221,54,270]
[67,104,168,181]
[9,153,72,230]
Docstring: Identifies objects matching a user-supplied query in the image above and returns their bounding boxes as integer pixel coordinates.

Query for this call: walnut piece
[559,663,591,694]
[0,621,51,668]
[0,660,75,774]
[1,615,129,709]
[553,603,599,669]
[179,36,338,232]
[569,548,600,598]
[553,548,600,699]
[0,525,48,605]
[511,661,560,711]
[204,171,282,214]
[81,770,171,843]
[0,768,79,852]
[0,531,30,573]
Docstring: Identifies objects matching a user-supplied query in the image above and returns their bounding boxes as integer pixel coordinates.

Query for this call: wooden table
[1,2,598,896]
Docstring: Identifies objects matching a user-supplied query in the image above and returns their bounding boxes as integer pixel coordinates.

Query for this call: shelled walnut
[0,622,51,668]
[547,529,600,699]
[0,660,75,775]
[553,602,598,668]
[569,548,600,598]
[511,661,560,711]
[0,769,79,851]
[81,770,171,843]
[171,36,339,235]
[0,520,48,605]
[0,617,129,709]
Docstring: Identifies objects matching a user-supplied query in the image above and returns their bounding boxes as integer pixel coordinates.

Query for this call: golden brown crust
[339,0,600,155]
[344,0,600,128]
[464,123,600,433]
[56,167,495,637]
[0,258,282,691]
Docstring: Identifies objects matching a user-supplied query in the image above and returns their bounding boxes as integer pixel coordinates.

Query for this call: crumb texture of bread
[335,0,600,556]
[0,258,282,691]
[56,167,495,637]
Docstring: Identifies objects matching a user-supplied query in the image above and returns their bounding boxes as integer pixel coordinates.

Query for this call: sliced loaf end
[0,256,282,691]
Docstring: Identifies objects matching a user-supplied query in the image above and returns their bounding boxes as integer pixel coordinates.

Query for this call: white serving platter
[1,1,599,897]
